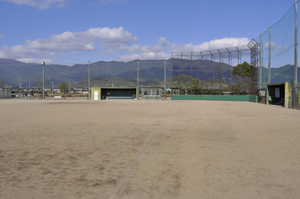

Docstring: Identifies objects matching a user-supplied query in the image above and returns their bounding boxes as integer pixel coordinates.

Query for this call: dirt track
[0,100,299,199]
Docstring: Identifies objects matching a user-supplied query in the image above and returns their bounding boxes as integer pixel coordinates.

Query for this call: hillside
[0,58,299,88]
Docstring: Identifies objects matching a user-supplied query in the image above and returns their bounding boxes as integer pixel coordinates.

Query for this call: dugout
[91,87,138,100]
[266,82,292,108]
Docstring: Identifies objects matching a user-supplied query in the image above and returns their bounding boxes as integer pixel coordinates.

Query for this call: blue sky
[0,0,297,64]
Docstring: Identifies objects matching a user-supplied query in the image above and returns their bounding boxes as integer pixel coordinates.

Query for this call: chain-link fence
[171,42,258,95]
[256,3,299,107]
[0,60,171,100]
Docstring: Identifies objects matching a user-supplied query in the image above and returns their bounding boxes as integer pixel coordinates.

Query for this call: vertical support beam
[164,60,166,100]
[200,52,204,94]
[209,51,213,95]
[181,52,183,93]
[88,61,90,100]
[137,60,139,100]
[268,26,271,84]
[218,49,223,94]
[42,61,45,100]
[294,1,298,107]
[227,48,232,93]
[191,52,193,94]
[236,47,241,95]
[260,35,263,90]
[171,52,173,98]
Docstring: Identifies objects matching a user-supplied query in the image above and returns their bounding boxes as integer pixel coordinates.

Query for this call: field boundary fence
[171,40,258,96]
[256,2,299,108]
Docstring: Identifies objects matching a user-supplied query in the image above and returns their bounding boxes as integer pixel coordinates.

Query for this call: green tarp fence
[171,95,257,102]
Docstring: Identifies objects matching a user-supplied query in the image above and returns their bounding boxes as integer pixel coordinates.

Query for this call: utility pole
[294,1,298,107]
[137,61,139,100]
[42,61,45,100]
[268,26,271,84]
[88,61,90,100]
[164,60,166,100]
[260,34,263,90]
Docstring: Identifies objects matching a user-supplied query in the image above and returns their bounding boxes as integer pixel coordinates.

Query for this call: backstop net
[171,41,258,95]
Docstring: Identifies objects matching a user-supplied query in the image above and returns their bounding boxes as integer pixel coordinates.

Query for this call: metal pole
[260,35,263,90]
[171,52,173,98]
[236,47,241,95]
[191,52,193,94]
[164,60,166,100]
[209,51,213,95]
[88,61,90,100]
[218,49,223,94]
[227,48,232,93]
[42,61,45,100]
[294,1,298,107]
[200,52,204,94]
[268,26,271,84]
[181,52,183,93]
[137,61,139,100]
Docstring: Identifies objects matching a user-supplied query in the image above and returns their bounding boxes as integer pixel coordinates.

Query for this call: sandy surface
[0,99,299,199]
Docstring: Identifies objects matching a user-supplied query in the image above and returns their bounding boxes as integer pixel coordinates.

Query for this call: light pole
[41,61,45,100]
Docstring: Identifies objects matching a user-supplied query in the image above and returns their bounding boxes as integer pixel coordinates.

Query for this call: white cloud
[100,44,164,54]
[169,37,250,52]
[26,27,138,52]
[157,37,170,47]
[80,27,138,46]
[116,52,170,61]
[0,27,251,63]
[0,34,3,40]
[0,45,56,63]
[0,27,138,63]
[16,57,55,64]
[264,41,276,49]
[107,37,250,61]
[26,31,95,51]
[264,42,290,51]
[2,0,68,9]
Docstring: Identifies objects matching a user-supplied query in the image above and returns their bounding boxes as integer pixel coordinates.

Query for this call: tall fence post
[137,61,139,100]
[218,49,223,94]
[200,52,204,94]
[209,51,213,95]
[236,47,241,95]
[260,34,263,90]
[164,60,166,100]
[268,26,271,84]
[171,52,173,98]
[294,1,298,108]
[88,61,90,100]
[191,52,193,94]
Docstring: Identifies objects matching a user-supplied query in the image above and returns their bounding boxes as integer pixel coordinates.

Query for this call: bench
[54,96,62,100]
[106,96,133,100]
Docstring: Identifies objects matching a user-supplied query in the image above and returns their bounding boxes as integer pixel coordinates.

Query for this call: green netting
[257,4,296,89]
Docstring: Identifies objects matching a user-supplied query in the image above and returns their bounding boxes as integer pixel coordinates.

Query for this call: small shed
[141,87,163,100]
[266,82,292,108]
[91,87,137,100]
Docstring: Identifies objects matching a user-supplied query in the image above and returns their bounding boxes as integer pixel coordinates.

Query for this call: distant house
[52,89,61,93]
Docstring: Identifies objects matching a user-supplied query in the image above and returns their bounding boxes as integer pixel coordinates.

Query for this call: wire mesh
[171,43,257,95]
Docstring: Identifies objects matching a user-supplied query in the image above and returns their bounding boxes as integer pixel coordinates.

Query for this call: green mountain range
[0,58,298,88]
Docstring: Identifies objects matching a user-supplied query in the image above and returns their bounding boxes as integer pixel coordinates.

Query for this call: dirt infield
[0,100,299,199]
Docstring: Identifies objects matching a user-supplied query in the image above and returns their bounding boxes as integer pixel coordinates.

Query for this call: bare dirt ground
[0,99,299,199]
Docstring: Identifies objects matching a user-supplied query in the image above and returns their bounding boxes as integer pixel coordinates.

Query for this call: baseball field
[0,100,299,199]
